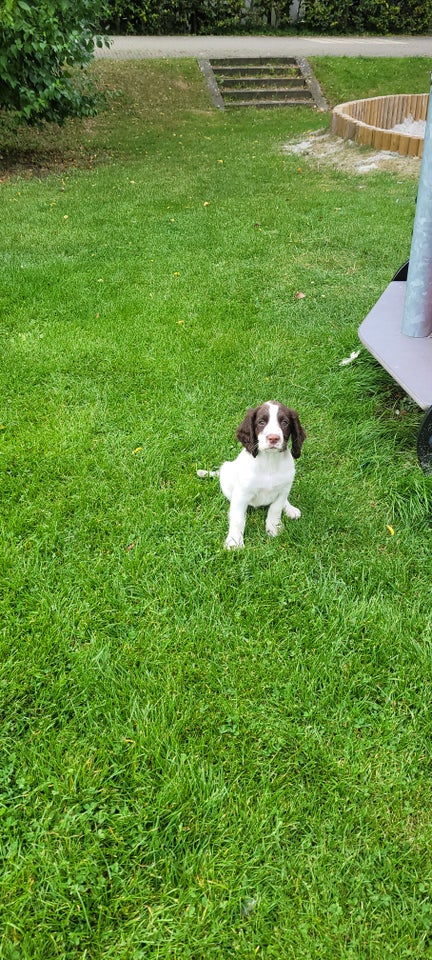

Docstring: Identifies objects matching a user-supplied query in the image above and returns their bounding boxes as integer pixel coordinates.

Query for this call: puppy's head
[236,401,306,459]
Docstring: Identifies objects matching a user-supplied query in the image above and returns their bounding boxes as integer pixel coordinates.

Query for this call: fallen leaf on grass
[241,897,257,917]
[295,291,306,300]
[340,350,361,366]
[386,525,395,536]
[132,446,143,454]
[125,541,137,551]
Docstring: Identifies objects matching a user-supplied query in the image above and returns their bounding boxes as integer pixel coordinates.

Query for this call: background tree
[0,0,108,125]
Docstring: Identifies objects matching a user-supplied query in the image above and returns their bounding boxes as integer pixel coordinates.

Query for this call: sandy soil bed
[283,130,421,178]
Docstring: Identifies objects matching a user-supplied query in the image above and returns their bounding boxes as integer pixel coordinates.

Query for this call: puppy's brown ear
[288,409,306,459]
[236,408,258,457]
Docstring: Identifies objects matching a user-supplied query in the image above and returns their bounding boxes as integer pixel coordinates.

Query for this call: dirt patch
[283,130,421,178]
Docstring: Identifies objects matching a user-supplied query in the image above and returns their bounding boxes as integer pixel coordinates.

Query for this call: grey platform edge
[358,264,432,412]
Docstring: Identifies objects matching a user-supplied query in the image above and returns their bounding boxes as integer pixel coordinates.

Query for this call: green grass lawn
[1,56,432,959]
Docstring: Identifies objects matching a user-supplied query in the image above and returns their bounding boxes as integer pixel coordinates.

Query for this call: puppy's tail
[197,468,220,479]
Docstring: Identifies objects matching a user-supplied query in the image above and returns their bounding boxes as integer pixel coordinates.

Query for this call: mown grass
[1,57,432,959]
[310,55,432,106]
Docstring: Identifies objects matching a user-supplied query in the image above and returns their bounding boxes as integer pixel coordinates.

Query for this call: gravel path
[95,34,432,60]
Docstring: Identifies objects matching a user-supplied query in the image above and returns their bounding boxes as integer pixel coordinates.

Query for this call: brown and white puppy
[198,401,306,549]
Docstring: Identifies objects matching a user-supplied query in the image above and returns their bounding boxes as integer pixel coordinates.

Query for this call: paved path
[95,34,432,60]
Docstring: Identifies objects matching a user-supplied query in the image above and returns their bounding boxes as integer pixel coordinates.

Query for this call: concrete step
[210,57,298,67]
[225,86,313,102]
[227,98,314,109]
[220,75,307,90]
[212,65,300,79]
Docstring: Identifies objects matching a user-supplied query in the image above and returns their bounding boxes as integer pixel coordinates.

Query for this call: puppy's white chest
[246,452,295,508]
[219,447,296,509]
[248,471,292,507]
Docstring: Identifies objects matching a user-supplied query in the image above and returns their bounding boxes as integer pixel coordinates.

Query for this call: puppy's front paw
[266,521,282,538]
[225,534,244,550]
[284,503,301,520]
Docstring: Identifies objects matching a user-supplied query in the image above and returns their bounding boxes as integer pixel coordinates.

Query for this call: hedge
[302,0,432,35]
[104,0,293,34]
[103,0,432,34]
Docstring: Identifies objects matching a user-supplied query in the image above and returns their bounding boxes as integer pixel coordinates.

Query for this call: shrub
[0,0,108,125]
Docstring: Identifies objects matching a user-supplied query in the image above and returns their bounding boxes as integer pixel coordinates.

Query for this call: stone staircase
[207,57,326,110]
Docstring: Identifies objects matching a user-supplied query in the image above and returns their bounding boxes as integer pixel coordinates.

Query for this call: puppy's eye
[280,418,289,426]
[257,418,267,426]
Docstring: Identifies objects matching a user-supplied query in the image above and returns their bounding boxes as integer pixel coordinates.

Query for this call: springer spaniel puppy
[198,401,306,549]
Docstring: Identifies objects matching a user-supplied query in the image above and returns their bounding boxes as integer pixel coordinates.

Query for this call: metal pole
[402,76,432,338]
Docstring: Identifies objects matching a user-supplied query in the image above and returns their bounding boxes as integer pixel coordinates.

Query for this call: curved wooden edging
[332,93,428,158]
